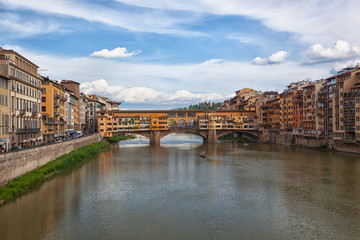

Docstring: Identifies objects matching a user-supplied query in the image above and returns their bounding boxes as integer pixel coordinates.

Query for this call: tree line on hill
[177,102,221,110]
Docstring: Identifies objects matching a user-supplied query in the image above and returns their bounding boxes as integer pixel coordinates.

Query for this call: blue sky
[1,0,360,109]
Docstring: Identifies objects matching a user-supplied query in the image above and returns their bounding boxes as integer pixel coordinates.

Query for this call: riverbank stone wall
[0,134,100,186]
[259,131,360,154]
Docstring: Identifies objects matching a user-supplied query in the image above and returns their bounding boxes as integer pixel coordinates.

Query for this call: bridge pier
[204,129,218,144]
[149,131,161,145]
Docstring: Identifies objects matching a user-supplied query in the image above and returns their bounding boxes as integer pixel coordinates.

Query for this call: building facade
[0,48,42,148]
[0,74,10,151]
[41,77,66,142]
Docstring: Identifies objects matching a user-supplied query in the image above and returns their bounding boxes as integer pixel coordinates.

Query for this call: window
[42,97,46,102]
[42,106,46,112]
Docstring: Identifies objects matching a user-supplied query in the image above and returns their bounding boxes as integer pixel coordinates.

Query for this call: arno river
[1,134,360,240]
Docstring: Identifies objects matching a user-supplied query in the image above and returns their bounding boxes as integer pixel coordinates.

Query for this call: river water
[1,133,360,240]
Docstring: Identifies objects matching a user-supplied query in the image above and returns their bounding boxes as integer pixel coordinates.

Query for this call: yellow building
[0,74,10,151]
[41,77,66,142]
[98,110,258,138]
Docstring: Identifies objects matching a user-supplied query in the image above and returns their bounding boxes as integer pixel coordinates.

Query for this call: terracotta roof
[61,80,80,85]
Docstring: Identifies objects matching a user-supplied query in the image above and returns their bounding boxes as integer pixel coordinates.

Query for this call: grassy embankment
[108,135,136,143]
[218,133,249,142]
[0,142,110,207]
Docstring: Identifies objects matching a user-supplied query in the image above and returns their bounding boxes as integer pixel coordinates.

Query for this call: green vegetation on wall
[0,142,110,207]
[219,133,249,142]
[108,135,136,143]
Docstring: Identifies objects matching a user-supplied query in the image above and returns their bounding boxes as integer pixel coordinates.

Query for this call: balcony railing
[16,128,41,134]
[54,111,60,116]
[19,109,26,115]
[344,103,355,107]
[54,103,60,108]
[43,119,66,125]
[318,90,327,95]
[344,121,355,125]
[344,112,355,116]
[54,94,60,99]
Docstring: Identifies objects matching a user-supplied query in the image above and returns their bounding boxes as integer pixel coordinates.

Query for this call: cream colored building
[0,48,42,147]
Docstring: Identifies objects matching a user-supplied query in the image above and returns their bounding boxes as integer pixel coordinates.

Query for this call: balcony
[60,96,67,102]
[54,102,60,108]
[345,128,355,132]
[343,102,355,108]
[32,109,38,116]
[54,94,60,99]
[54,111,60,116]
[20,109,26,115]
[16,128,41,134]
[343,93,357,99]
[344,121,355,125]
[318,90,327,95]
[344,112,355,116]
[43,119,66,125]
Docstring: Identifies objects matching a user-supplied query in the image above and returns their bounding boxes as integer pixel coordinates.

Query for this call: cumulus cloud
[90,47,141,58]
[305,40,360,64]
[252,57,267,65]
[80,79,225,106]
[252,51,289,65]
[331,58,360,73]
[4,45,330,109]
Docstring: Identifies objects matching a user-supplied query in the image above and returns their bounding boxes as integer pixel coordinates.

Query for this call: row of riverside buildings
[0,47,120,151]
[219,68,360,142]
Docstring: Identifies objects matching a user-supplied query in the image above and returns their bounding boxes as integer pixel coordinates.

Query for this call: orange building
[41,77,66,142]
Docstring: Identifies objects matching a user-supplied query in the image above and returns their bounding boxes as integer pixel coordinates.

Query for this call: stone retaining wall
[0,134,100,186]
[258,131,360,154]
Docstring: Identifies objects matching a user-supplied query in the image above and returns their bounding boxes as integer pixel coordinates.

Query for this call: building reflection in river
[1,133,360,239]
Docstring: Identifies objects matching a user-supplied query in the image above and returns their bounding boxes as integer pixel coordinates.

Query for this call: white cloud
[252,57,267,65]
[268,51,289,64]
[0,0,203,36]
[0,12,62,37]
[305,40,360,63]
[2,0,360,43]
[90,47,141,58]
[114,0,360,44]
[80,79,225,105]
[4,45,330,108]
[252,51,289,65]
[332,58,360,72]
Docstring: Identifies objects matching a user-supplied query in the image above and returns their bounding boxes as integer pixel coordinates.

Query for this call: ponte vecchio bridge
[98,110,259,144]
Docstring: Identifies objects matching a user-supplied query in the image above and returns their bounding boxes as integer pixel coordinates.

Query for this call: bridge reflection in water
[98,110,260,144]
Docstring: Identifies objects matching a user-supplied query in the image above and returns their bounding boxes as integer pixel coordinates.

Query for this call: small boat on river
[199,152,206,158]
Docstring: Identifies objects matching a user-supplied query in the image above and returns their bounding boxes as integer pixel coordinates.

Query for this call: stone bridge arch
[217,130,259,141]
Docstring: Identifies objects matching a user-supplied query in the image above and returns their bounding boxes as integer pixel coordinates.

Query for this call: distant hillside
[177,102,221,110]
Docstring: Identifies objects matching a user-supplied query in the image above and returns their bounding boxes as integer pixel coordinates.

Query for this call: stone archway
[177,119,186,128]
[169,119,176,128]
[187,119,196,128]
